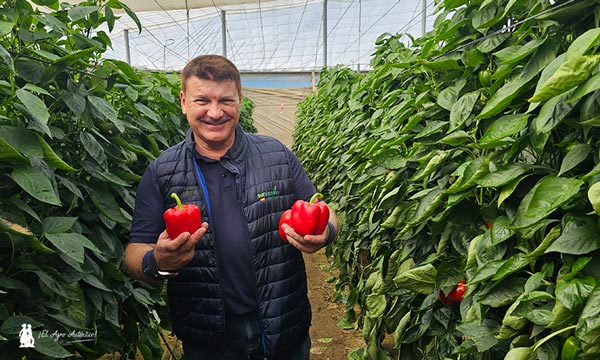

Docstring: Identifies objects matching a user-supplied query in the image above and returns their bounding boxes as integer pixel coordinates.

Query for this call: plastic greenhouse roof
[60,0,281,12]
[94,0,436,73]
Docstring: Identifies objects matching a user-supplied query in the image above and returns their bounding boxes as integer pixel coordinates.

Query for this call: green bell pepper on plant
[561,336,578,360]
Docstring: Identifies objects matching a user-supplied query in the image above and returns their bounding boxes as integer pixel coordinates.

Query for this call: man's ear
[180,90,186,114]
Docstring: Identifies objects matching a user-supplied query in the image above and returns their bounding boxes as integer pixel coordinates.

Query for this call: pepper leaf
[545,215,600,255]
[558,143,590,176]
[455,319,500,352]
[478,114,530,149]
[16,88,50,125]
[9,166,61,206]
[529,55,600,103]
[477,163,530,188]
[393,264,437,295]
[512,176,583,230]
[576,282,600,339]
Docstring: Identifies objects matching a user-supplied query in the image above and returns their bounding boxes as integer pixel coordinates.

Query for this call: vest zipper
[239,200,270,359]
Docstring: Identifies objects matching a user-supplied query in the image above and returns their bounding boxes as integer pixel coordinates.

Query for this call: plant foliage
[0,0,255,358]
[295,0,600,359]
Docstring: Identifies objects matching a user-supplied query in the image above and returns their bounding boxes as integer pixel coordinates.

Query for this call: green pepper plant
[0,0,255,359]
[295,0,600,359]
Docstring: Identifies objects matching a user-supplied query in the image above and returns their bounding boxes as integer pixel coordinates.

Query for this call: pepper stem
[171,192,183,210]
[310,192,323,204]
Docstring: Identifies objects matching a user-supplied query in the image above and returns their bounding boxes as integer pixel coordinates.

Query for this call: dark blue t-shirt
[129,139,316,315]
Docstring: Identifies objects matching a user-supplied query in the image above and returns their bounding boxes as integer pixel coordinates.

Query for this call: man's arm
[124,242,156,282]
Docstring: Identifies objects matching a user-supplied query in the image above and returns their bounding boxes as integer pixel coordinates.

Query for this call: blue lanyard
[193,159,213,221]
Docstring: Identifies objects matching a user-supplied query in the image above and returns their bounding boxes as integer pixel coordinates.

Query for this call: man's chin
[200,127,235,145]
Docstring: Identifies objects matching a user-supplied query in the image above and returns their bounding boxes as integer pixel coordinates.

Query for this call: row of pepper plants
[0,0,255,358]
[295,0,600,359]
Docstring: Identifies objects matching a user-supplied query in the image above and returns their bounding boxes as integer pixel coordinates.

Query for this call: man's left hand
[281,223,329,254]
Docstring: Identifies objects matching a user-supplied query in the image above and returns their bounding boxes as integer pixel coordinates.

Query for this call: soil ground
[304,249,366,360]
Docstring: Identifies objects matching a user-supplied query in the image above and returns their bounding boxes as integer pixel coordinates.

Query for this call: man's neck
[195,144,228,160]
[194,136,236,160]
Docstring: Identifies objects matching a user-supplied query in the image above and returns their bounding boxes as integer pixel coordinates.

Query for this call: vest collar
[222,126,247,162]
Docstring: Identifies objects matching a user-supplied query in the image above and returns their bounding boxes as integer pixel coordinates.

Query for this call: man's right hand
[123,222,209,282]
[154,222,209,271]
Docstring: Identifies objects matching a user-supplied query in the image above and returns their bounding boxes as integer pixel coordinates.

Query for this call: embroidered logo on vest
[257,185,279,202]
[178,188,197,202]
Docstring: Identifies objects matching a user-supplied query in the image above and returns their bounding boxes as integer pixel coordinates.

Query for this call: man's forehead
[183,76,240,93]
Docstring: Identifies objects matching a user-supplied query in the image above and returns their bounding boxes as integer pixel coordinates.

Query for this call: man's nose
[207,102,223,118]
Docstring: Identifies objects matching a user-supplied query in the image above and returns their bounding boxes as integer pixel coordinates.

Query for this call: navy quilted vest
[154,127,311,356]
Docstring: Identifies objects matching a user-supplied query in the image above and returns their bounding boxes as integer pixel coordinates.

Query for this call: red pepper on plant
[290,193,329,236]
[164,192,201,239]
[439,280,467,306]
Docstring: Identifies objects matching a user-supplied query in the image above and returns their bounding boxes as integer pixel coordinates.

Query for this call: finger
[157,230,171,242]
[190,222,209,239]
[155,235,193,269]
[290,239,319,254]
[282,224,322,248]
[286,236,309,252]
[162,231,190,249]
[286,233,319,253]
[163,223,209,255]
[303,232,325,241]
[281,224,305,242]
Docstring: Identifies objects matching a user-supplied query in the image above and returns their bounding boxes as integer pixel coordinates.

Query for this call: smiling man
[124,55,339,360]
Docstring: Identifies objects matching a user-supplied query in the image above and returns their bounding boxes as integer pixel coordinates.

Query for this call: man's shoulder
[245,132,288,151]
[156,138,187,162]
[146,138,188,178]
[246,132,278,143]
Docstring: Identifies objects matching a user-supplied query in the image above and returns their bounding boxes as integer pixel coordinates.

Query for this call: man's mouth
[200,118,230,126]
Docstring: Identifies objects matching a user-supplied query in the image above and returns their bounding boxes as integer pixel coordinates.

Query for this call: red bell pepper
[163,192,201,239]
[278,209,292,241]
[439,280,467,306]
[290,193,329,236]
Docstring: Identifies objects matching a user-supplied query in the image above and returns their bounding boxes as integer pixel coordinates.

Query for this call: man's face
[180,76,242,156]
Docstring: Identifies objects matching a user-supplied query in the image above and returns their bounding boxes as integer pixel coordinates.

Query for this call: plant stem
[532,325,577,353]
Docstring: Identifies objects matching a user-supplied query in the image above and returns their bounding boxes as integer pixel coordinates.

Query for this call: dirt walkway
[243,87,314,148]
[304,249,365,360]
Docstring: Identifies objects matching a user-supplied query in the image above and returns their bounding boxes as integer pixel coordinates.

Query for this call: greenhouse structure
[4,0,600,359]
[84,0,435,145]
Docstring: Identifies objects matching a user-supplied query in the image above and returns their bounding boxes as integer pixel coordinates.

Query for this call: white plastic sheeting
[101,0,435,72]
[61,0,280,12]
